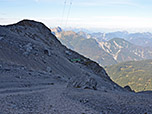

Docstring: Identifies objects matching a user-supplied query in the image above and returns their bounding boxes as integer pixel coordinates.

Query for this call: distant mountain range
[105,59,152,92]
[94,31,152,47]
[51,27,152,66]
[56,28,152,47]
[73,30,152,47]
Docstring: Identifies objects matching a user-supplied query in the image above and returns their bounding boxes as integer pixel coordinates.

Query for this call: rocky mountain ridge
[52,27,152,66]
[99,38,152,62]
[72,30,152,47]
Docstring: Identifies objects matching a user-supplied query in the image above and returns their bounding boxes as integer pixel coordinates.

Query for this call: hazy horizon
[1,0,152,33]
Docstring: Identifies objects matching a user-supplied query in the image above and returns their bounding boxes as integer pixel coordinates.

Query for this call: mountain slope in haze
[1,20,152,114]
[52,27,152,66]
[105,59,152,92]
[52,27,117,66]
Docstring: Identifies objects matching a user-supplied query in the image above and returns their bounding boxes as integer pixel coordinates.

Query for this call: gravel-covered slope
[0,19,122,91]
[0,20,152,114]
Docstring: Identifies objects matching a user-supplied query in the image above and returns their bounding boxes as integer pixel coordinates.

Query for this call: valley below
[105,59,152,92]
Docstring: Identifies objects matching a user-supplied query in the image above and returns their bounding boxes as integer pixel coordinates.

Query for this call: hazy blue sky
[0,0,152,32]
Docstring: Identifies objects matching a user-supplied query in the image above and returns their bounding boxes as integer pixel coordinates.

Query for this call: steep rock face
[0,19,123,91]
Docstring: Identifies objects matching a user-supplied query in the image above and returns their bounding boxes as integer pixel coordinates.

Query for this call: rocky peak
[8,19,51,32]
[56,26,62,33]
[5,19,62,48]
[51,26,63,34]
